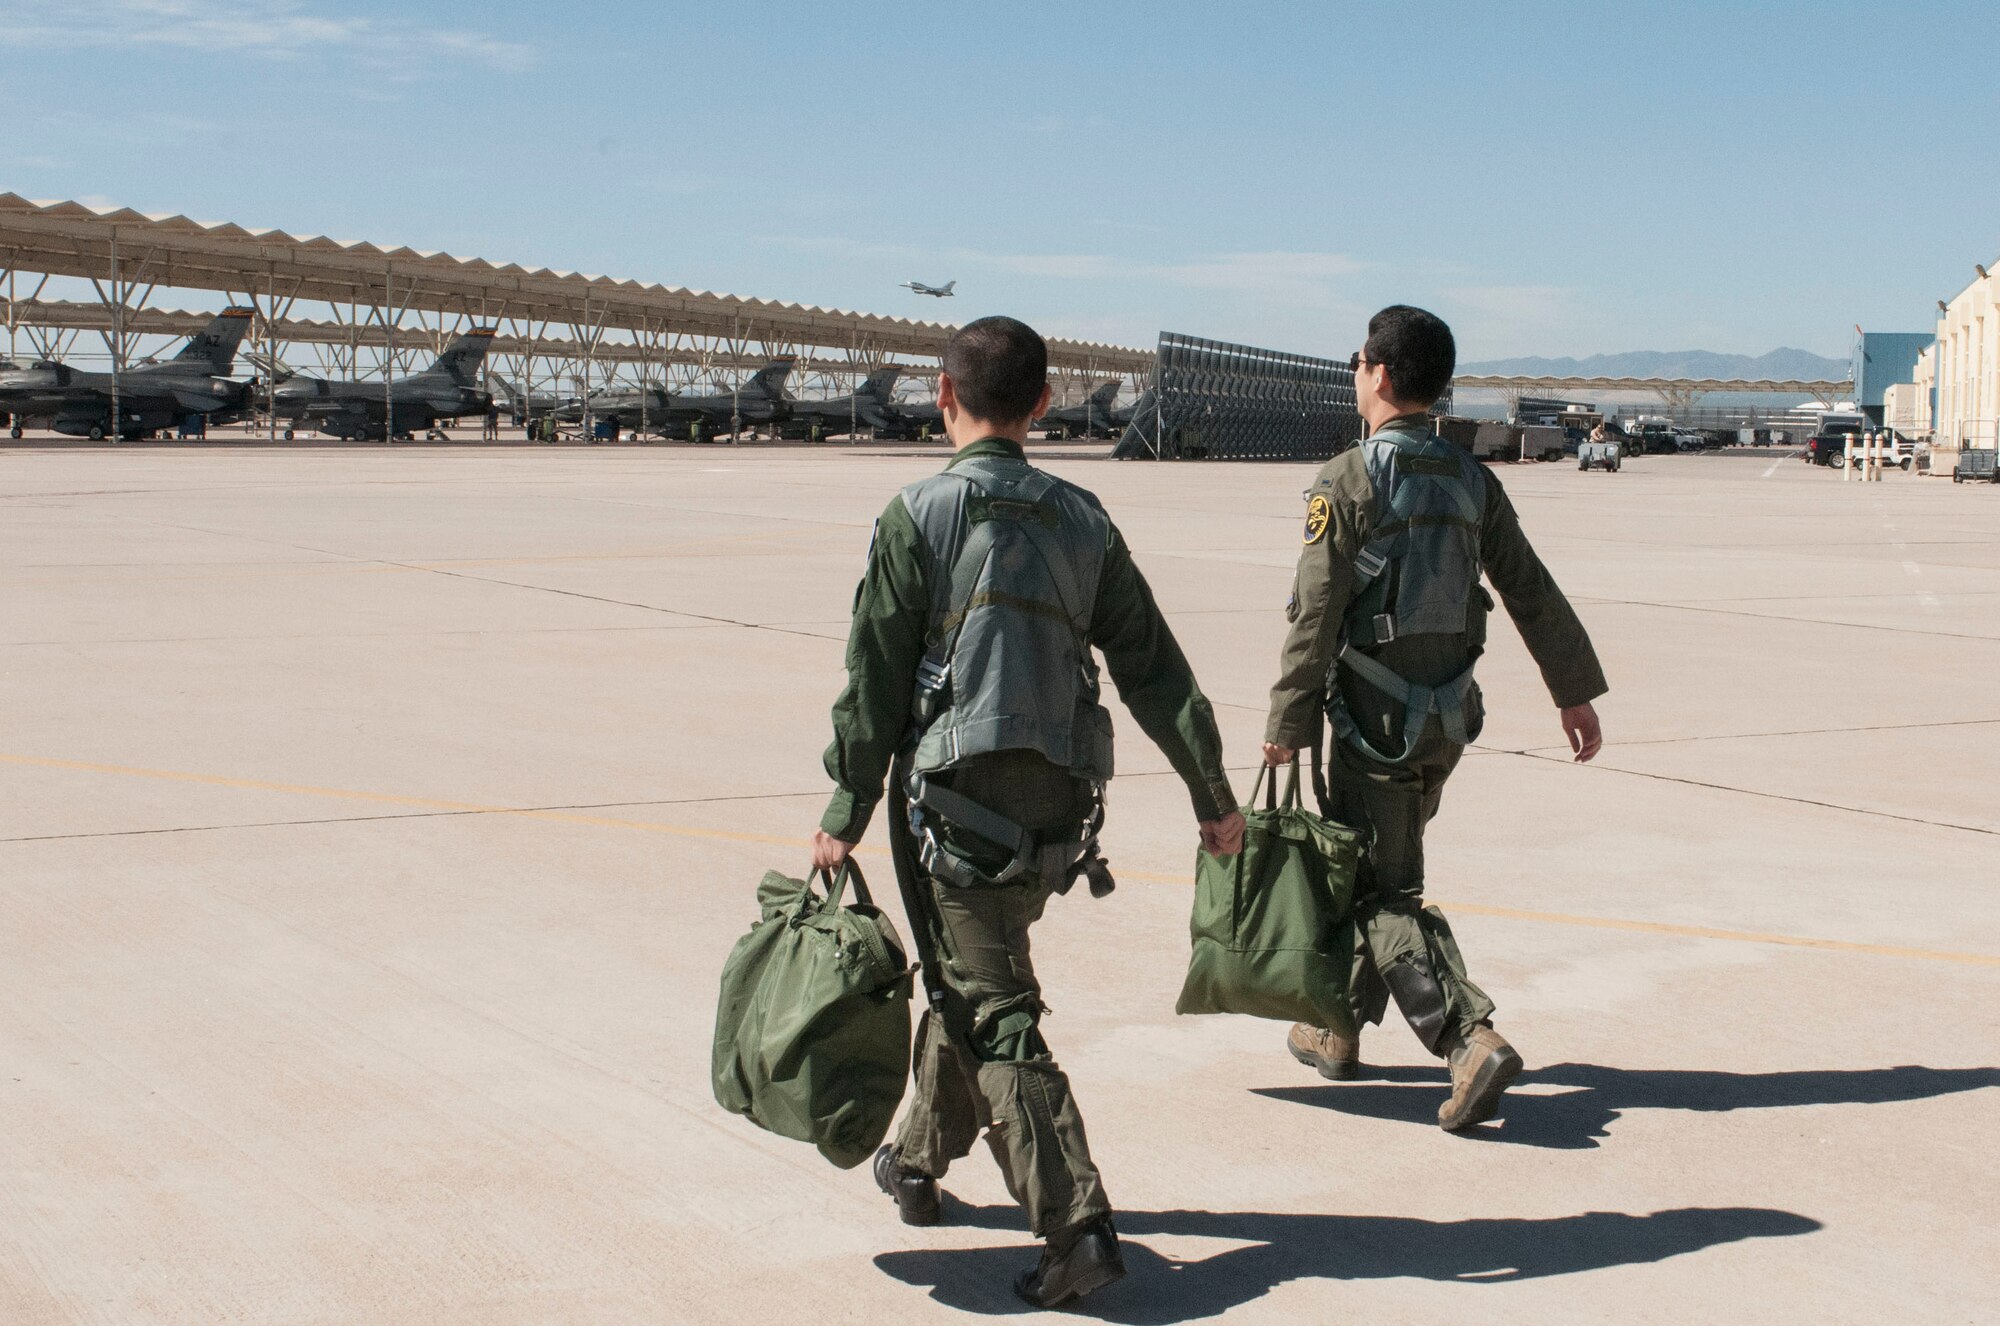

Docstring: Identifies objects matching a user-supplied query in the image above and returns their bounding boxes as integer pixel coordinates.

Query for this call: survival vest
[1328,430,1494,765]
[898,451,1116,887]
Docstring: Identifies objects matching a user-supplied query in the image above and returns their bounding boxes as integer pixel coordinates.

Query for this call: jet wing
[304,403,374,432]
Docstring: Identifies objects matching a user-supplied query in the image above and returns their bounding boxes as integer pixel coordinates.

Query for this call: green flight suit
[824,436,1234,1238]
[1266,415,1607,1046]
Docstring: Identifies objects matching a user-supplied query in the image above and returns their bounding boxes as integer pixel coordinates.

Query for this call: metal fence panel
[1115,330,1449,461]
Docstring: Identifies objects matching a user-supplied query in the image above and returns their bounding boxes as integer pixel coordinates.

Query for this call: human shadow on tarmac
[1252,1063,2000,1150]
[874,1204,1820,1321]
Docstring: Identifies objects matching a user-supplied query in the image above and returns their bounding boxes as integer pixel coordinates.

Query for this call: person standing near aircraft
[1262,305,1607,1131]
[812,316,1243,1308]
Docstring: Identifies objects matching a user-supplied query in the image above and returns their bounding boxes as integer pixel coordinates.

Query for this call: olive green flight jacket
[1266,416,1608,750]
[823,437,1237,841]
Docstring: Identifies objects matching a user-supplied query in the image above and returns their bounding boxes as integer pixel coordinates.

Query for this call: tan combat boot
[1437,1024,1522,1131]
[1287,1022,1361,1080]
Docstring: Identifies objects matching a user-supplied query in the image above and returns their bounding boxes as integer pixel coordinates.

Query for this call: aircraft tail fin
[429,328,496,385]
[172,306,256,373]
[743,357,796,399]
[859,365,902,400]
[940,281,955,295]
[1086,379,1121,410]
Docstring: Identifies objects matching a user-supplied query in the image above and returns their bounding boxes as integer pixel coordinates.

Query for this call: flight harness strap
[904,465,1111,893]
[887,755,948,1014]
[1343,459,1482,649]
[904,771,1103,892]
[1329,643,1477,766]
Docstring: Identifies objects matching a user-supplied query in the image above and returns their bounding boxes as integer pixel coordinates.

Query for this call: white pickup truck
[1828,435,1915,470]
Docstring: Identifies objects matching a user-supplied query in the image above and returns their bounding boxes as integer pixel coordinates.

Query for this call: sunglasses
[1348,352,1372,372]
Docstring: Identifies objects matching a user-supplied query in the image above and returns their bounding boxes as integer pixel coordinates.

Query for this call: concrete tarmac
[1,443,1993,1323]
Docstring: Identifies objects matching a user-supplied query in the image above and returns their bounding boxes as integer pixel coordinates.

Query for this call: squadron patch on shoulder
[1302,494,1331,545]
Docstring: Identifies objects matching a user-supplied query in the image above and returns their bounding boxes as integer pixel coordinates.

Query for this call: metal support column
[107,226,119,444]
[384,262,395,444]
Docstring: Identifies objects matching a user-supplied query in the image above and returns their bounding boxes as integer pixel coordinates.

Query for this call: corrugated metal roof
[0,194,1152,372]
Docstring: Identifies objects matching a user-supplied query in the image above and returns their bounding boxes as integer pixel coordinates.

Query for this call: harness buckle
[1372,613,1397,643]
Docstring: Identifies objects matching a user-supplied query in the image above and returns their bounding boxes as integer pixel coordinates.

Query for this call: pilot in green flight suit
[1264,305,1608,1132]
[812,316,1243,1308]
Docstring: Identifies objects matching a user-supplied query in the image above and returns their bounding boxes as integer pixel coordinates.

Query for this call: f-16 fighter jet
[0,306,255,439]
[900,279,955,297]
[272,328,495,440]
[568,358,798,439]
[780,365,905,439]
[1036,380,1124,439]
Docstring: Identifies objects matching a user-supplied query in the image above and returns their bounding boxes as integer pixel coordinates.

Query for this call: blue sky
[0,0,1990,361]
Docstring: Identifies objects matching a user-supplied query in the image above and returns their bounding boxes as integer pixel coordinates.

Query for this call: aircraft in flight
[900,280,956,298]
[271,328,495,440]
[0,306,256,439]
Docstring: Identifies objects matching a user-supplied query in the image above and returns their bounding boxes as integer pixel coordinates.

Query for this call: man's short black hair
[943,316,1048,423]
[1364,305,1455,407]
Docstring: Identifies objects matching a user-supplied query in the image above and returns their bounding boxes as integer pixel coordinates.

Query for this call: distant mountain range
[1458,348,1848,380]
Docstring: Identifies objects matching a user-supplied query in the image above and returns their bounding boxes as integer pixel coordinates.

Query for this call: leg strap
[1332,645,1478,765]
[906,771,1091,889]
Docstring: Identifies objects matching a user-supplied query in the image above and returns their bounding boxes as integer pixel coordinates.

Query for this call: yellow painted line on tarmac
[7,749,1999,969]
[1436,900,2000,968]
[0,524,832,588]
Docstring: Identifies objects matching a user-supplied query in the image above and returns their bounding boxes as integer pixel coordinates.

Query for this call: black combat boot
[1014,1214,1125,1308]
[872,1145,941,1226]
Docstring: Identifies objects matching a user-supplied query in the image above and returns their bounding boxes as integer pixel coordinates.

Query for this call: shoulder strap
[928,464,1090,649]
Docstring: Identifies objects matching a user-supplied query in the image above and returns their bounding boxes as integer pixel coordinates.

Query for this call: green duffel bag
[1176,758,1363,1035]
[711,859,914,1169]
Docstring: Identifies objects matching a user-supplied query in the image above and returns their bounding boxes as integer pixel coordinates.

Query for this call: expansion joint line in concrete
[3,751,1996,970]
[372,558,841,643]
[1498,748,1999,839]
[1608,596,2000,645]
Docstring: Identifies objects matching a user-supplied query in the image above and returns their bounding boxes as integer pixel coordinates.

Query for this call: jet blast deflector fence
[1116,333,1355,461]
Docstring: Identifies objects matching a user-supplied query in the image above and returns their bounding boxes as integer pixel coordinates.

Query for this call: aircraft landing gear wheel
[8,425,19,438]
[88,424,105,440]
[283,428,295,441]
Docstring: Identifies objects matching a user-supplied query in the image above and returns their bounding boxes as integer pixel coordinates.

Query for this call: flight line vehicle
[1036,380,1122,439]
[271,328,496,441]
[1578,438,1622,471]
[901,280,955,298]
[1805,411,1867,467]
[0,306,255,439]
